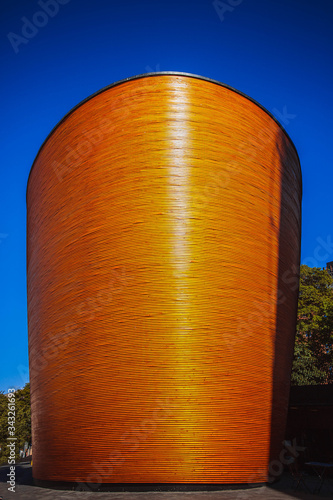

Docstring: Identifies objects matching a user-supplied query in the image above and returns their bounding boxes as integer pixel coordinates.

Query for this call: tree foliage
[0,383,31,464]
[291,265,333,385]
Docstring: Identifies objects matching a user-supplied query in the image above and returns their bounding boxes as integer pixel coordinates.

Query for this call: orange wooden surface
[27,74,302,485]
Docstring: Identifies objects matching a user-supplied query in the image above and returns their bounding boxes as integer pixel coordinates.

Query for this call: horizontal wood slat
[27,73,302,485]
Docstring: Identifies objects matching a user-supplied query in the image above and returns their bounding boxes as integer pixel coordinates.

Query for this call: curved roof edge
[26,71,302,197]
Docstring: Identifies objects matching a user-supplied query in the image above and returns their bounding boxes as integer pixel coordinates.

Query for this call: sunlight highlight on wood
[27,73,302,486]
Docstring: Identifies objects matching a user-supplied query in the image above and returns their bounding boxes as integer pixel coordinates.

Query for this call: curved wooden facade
[27,72,302,486]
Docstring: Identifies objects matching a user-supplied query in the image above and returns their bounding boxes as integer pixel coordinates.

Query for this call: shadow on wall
[269,127,302,478]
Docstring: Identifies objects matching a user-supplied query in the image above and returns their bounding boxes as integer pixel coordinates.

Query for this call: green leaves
[291,265,333,385]
[0,383,31,465]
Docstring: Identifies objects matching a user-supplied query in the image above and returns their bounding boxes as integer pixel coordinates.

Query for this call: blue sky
[0,0,332,392]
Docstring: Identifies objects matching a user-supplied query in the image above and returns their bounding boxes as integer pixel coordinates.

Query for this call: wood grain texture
[27,74,302,485]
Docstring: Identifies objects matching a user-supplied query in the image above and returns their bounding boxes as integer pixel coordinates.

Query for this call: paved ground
[0,461,332,500]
